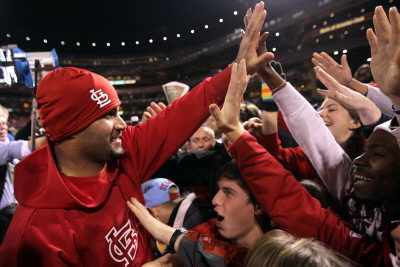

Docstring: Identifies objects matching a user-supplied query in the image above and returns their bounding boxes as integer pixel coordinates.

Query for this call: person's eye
[224,190,232,197]
[103,112,115,119]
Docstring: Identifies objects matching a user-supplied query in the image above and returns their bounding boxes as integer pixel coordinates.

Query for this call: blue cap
[141,178,181,208]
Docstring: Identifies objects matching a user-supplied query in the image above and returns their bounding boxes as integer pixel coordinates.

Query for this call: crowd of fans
[0,2,399,266]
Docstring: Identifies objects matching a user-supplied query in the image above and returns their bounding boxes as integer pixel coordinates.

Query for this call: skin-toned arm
[260,111,278,135]
[312,52,369,95]
[314,67,382,125]
[126,198,184,254]
[367,6,400,123]
[209,60,248,144]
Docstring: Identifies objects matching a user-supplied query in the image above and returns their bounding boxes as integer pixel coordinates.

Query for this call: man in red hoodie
[0,2,273,266]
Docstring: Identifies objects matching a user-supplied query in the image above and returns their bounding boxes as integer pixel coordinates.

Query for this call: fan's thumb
[209,104,222,120]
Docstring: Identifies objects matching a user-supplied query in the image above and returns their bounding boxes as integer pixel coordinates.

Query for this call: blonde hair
[244,229,351,267]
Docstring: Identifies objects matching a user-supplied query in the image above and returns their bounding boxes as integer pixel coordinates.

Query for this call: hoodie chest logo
[105,219,138,266]
[90,88,111,108]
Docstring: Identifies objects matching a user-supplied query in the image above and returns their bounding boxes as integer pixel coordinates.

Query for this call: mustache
[110,130,122,140]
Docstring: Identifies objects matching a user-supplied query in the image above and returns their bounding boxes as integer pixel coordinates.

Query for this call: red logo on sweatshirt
[106,220,138,266]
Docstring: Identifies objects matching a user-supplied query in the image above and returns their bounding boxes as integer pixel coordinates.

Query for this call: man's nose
[114,115,127,130]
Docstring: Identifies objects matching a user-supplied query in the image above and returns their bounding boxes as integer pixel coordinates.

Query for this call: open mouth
[217,215,224,222]
[111,138,120,145]
[110,134,122,144]
[353,174,373,183]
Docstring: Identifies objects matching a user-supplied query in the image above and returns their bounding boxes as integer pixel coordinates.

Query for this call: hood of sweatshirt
[14,138,119,209]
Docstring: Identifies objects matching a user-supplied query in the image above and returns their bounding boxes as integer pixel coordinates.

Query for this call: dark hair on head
[220,160,257,206]
[299,179,332,209]
[240,101,260,123]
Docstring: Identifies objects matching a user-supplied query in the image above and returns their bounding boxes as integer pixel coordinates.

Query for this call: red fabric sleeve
[277,110,290,132]
[121,67,231,183]
[259,132,316,179]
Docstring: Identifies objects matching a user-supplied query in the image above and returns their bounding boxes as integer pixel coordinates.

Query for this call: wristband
[392,104,400,115]
[271,81,287,94]
[166,229,183,254]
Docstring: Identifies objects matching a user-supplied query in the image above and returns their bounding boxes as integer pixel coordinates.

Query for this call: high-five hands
[236,1,274,75]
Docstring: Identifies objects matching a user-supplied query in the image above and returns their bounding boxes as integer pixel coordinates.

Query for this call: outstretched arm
[250,23,352,200]
[127,198,183,252]
[367,6,400,123]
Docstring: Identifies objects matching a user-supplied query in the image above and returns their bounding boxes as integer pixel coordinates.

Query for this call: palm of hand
[371,54,400,97]
[330,65,352,85]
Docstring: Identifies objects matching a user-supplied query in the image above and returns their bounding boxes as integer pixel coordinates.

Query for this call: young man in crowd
[0,2,273,266]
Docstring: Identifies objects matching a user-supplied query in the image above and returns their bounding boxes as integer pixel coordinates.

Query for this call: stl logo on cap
[90,88,111,108]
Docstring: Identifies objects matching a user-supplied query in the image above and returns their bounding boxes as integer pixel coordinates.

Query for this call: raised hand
[236,1,274,75]
[243,4,286,91]
[312,52,353,86]
[315,67,381,125]
[140,102,167,124]
[209,59,249,143]
[367,6,400,105]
